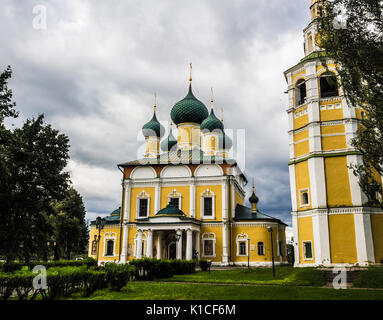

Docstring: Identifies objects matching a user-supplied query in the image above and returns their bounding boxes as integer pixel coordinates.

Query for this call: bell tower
[283,1,382,267]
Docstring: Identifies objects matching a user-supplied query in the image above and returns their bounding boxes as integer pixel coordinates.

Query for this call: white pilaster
[136,229,143,259]
[222,223,229,265]
[186,229,193,260]
[176,229,183,260]
[190,179,196,218]
[146,229,153,258]
[222,179,228,220]
[347,154,368,206]
[289,165,298,212]
[230,179,235,219]
[354,213,375,265]
[308,157,327,208]
[154,180,161,214]
[121,180,131,263]
[292,213,300,265]
[312,212,331,266]
[196,231,200,259]
[120,222,129,263]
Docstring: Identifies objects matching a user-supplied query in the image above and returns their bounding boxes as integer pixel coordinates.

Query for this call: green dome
[200,109,224,132]
[249,191,259,204]
[161,128,177,151]
[156,202,185,216]
[142,113,164,138]
[218,130,232,150]
[171,84,209,125]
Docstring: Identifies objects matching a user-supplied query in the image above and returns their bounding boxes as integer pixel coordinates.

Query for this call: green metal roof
[160,128,177,152]
[171,84,209,125]
[234,204,287,225]
[142,112,165,138]
[90,207,121,225]
[200,109,224,132]
[156,202,185,216]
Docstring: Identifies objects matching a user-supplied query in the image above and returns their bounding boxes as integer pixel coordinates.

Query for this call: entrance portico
[134,213,201,260]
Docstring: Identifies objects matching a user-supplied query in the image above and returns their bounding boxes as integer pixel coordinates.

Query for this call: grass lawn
[158,267,327,286]
[66,282,383,300]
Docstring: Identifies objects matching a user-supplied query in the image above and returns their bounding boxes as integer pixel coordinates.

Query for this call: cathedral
[284,0,383,266]
[89,67,288,266]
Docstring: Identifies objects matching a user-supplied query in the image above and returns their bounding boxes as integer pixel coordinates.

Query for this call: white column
[154,180,161,214]
[186,229,193,260]
[312,211,331,266]
[120,222,129,263]
[222,179,228,220]
[136,229,143,259]
[190,180,196,218]
[146,229,153,258]
[196,231,200,259]
[289,165,298,212]
[156,232,162,259]
[176,229,183,259]
[308,157,327,208]
[354,213,375,265]
[292,213,300,266]
[230,179,235,219]
[121,180,131,263]
[222,223,229,265]
[347,154,368,206]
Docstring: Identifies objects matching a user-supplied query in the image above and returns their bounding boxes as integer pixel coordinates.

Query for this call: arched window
[320,73,339,98]
[168,190,182,209]
[201,189,215,219]
[295,79,307,106]
[202,233,216,257]
[106,240,114,256]
[136,191,150,218]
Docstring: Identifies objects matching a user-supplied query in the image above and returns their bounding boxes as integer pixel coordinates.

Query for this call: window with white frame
[299,189,310,207]
[236,233,249,256]
[303,241,313,260]
[201,189,215,219]
[168,190,182,209]
[136,191,150,218]
[103,233,117,257]
[202,233,216,257]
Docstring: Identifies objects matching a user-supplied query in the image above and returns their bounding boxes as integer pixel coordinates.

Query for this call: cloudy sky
[1,0,311,225]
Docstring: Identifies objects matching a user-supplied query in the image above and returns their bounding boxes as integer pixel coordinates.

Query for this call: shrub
[293,268,327,286]
[353,267,383,288]
[104,263,135,292]
[199,260,211,272]
[130,258,196,280]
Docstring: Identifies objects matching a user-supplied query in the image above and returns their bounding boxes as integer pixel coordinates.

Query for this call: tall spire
[221,108,224,123]
[210,87,214,109]
[189,62,192,83]
[154,92,157,113]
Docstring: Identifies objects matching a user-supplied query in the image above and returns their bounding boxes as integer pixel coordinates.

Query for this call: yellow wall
[295,161,312,211]
[89,225,121,262]
[177,124,201,148]
[195,185,222,221]
[230,225,281,263]
[234,189,244,206]
[328,214,357,263]
[324,156,352,207]
[160,186,190,215]
[298,216,315,264]
[129,187,156,222]
[294,110,309,130]
[295,140,310,157]
[200,225,223,262]
[322,135,347,151]
[371,214,383,263]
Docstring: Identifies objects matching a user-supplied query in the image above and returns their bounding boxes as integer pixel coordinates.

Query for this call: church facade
[89,71,288,266]
[284,0,383,266]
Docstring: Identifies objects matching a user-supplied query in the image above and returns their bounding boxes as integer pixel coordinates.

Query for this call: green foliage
[129,258,195,280]
[292,268,327,286]
[0,257,97,273]
[199,259,211,271]
[353,267,383,288]
[104,263,135,292]
[317,0,383,207]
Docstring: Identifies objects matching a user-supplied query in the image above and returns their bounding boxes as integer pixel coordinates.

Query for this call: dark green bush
[293,268,327,286]
[130,258,195,280]
[353,267,383,288]
[0,257,97,273]
[199,259,211,271]
[104,263,135,292]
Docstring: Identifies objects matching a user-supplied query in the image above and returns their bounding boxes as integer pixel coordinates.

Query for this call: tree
[50,188,89,260]
[0,66,71,262]
[318,0,383,208]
